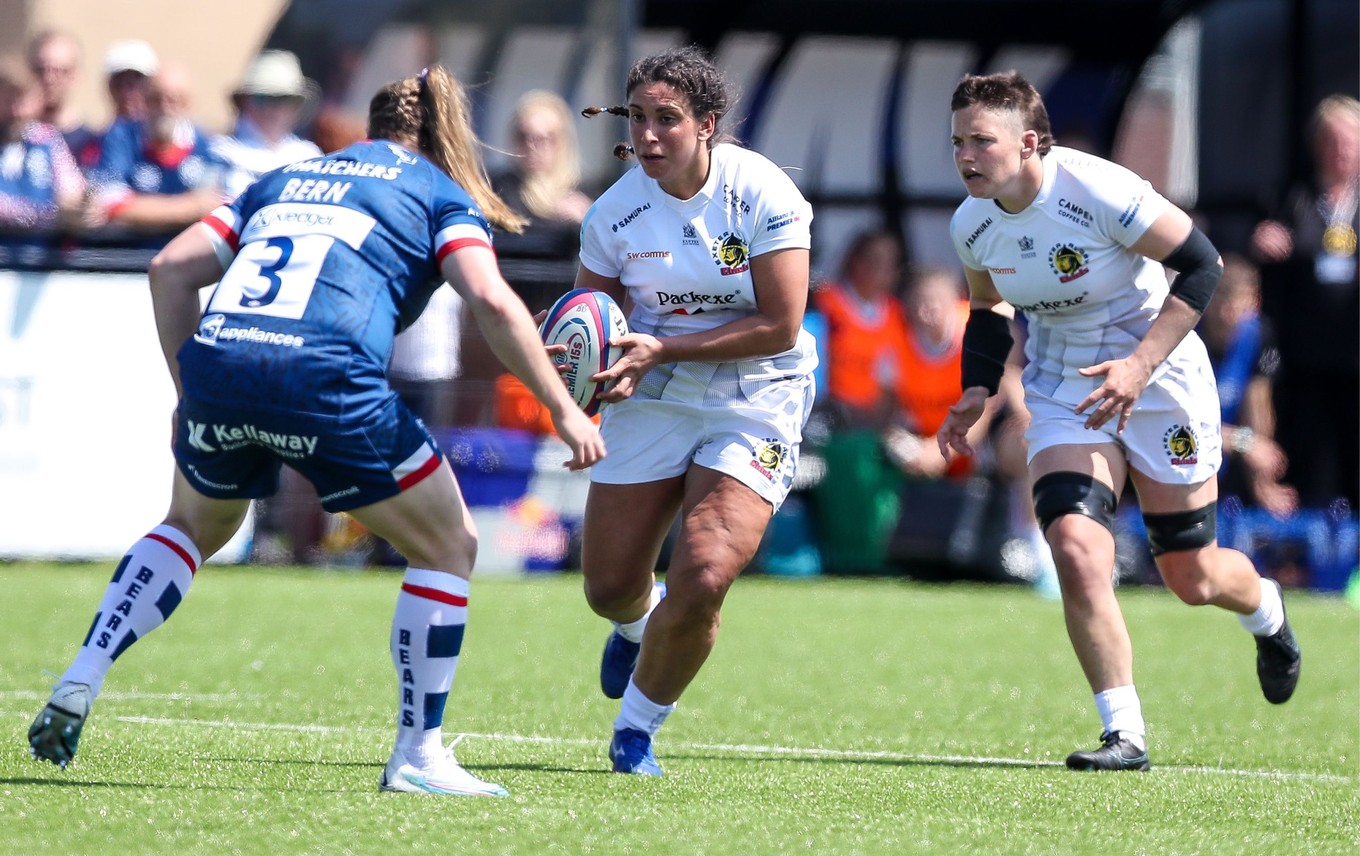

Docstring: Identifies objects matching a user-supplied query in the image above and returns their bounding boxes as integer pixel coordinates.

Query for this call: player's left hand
[1075,357,1152,432]
[544,342,571,375]
[592,332,663,402]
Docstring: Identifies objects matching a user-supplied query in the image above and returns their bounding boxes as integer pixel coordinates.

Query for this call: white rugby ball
[538,288,628,415]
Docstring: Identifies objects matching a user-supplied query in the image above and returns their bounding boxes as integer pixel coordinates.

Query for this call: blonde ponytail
[368,64,527,234]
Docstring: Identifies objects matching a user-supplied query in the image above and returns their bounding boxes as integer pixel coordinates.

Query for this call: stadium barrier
[4,269,1355,591]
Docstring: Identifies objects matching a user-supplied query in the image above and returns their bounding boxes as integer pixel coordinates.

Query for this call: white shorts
[1024,358,1222,485]
[591,370,815,513]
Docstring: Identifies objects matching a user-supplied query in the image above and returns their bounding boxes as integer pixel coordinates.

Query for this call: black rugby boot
[1065,731,1151,771]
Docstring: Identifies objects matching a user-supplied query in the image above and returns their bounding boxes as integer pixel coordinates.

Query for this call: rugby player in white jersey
[938,71,1300,771]
[575,45,816,775]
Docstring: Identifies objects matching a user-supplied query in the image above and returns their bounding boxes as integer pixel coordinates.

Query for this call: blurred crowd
[3,30,1355,584]
[1,34,326,258]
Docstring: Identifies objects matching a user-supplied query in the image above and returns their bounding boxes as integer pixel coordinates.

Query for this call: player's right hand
[937,386,989,459]
[553,407,606,470]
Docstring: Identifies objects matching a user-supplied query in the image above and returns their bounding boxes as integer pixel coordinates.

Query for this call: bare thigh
[582,476,686,607]
[1028,443,1127,494]
[1128,468,1218,514]
[346,461,476,576]
[667,465,773,595]
[163,468,253,558]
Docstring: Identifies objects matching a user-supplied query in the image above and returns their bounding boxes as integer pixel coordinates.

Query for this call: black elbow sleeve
[1162,227,1222,313]
[961,309,1013,395]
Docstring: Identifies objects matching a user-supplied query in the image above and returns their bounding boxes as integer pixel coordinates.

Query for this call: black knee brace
[1142,504,1217,556]
[1032,472,1118,533]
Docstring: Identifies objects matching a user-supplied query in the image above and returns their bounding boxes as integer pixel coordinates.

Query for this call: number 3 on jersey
[208,234,335,320]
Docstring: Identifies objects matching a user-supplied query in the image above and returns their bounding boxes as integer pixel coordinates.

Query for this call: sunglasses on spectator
[249,94,304,106]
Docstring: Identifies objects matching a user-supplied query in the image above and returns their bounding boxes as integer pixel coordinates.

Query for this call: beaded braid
[581,45,738,162]
[581,105,634,161]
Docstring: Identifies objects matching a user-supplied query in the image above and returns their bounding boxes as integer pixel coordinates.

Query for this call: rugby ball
[538,288,628,415]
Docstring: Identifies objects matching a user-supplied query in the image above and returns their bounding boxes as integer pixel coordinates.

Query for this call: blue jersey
[0,121,85,266]
[181,139,494,418]
[93,117,225,208]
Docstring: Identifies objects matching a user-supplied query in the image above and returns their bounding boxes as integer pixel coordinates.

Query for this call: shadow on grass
[663,751,1059,771]
[0,776,160,788]
[477,761,614,775]
[196,755,374,769]
[3,774,356,793]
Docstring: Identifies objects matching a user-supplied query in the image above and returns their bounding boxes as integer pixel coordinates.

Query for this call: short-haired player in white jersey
[575,45,816,775]
[27,65,605,796]
[938,71,1301,771]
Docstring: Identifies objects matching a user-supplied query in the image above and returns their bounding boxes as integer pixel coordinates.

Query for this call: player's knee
[1144,504,1219,604]
[1032,472,1118,534]
[663,558,736,619]
[400,529,476,575]
[1156,555,1218,605]
[583,573,650,616]
[1143,504,1216,558]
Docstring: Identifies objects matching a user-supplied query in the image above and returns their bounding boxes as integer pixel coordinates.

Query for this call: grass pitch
[2,563,1356,855]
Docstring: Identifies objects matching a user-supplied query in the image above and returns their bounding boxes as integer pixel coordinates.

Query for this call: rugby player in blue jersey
[28,64,604,797]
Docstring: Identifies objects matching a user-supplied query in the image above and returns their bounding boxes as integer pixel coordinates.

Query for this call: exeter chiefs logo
[711,231,750,275]
[1048,243,1089,283]
[1163,424,1199,466]
[749,438,788,481]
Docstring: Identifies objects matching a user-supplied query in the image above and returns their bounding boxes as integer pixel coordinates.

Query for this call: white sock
[61,525,201,698]
[613,583,663,643]
[614,677,675,736]
[391,568,469,768]
[1094,685,1146,750]
[1237,577,1285,637]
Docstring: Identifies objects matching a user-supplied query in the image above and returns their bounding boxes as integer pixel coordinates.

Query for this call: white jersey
[211,120,324,199]
[950,147,1210,407]
[580,143,816,403]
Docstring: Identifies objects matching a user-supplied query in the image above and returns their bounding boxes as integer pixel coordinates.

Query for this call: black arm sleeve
[960,308,1013,396]
[1161,227,1222,313]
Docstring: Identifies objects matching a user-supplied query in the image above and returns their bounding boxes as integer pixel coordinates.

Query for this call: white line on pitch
[57,716,1355,784]
[0,690,251,702]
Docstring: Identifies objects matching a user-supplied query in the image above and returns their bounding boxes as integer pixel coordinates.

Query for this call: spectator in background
[0,56,86,256]
[990,315,1061,598]
[887,263,1058,594]
[1251,94,1359,511]
[1200,254,1296,517]
[25,30,98,167]
[810,229,910,428]
[388,286,465,429]
[311,105,366,154]
[211,50,323,199]
[491,90,592,258]
[100,38,157,127]
[87,61,226,239]
[885,263,974,478]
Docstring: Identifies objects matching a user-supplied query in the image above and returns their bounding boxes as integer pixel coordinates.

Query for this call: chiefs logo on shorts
[1163,424,1199,465]
[749,438,788,481]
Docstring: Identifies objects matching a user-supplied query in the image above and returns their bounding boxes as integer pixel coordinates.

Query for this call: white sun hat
[104,39,159,77]
[233,50,319,101]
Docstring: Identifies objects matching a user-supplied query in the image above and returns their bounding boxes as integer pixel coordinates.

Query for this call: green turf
[3,563,1357,855]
